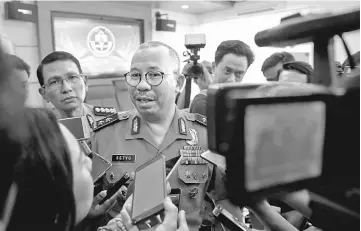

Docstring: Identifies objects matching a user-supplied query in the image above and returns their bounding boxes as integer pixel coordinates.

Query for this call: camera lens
[189,64,203,78]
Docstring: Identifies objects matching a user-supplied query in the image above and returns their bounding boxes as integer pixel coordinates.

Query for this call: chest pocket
[106,154,137,185]
[177,164,210,214]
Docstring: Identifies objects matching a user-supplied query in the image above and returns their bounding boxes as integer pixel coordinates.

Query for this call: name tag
[112,154,136,163]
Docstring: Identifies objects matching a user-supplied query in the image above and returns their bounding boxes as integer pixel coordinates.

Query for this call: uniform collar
[125,108,193,151]
[53,103,88,119]
[83,103,93,116]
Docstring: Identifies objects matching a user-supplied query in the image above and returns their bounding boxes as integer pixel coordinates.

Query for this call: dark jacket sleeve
[189,94,207,116]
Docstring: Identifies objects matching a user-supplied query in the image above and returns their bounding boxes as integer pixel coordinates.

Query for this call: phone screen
[91,152,112,183]
[132,156,166,221]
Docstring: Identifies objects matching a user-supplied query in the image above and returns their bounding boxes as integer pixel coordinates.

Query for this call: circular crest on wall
[87,26,115,57]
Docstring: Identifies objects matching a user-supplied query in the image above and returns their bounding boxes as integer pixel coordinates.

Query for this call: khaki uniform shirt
[92,108,227,231]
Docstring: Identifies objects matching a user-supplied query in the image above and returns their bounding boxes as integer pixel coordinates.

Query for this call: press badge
[112,154,136,163]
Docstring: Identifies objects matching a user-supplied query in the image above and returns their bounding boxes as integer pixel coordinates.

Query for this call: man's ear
[212,62,216,73]
[176,74,186,94]
[38,87,49,103]
[83,74,89,91]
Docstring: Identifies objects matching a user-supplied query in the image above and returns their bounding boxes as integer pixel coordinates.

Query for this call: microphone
[255,10,360,48]
[99,172,131,205]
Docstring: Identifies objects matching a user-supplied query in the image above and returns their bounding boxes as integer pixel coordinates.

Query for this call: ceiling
[133,1,237,14]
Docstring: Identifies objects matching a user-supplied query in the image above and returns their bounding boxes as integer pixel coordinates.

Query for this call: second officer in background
[36,51,121,231]
[36,51,116,133]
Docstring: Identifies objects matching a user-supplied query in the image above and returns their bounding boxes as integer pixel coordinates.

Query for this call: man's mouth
[136,97,154,104]
[62,96,76,102]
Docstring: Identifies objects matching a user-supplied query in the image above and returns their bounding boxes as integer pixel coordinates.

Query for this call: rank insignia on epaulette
[93,113,119,131]
[86,114,94,129]
[194,113,207,126]
[131,116,140,135]
[178,118,187,135]
[93,106,117,116]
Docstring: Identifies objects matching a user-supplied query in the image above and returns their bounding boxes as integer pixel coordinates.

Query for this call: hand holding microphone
[87,173,130,218]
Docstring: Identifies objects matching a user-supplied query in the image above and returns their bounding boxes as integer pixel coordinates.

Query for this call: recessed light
[181,5,189,9]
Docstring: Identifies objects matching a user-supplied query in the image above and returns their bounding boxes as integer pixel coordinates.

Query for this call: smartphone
[166,155,183,181]
[80,141,112,183]
[99,172,130,205]
[131,155,166,226]
[59,116,90,140]
[169,188,181,210]
[213,205,249,231]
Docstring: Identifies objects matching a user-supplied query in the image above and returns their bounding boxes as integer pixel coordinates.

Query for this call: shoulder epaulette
[93,111,129,132]
[185,112,207,126]
[93,106,117,116]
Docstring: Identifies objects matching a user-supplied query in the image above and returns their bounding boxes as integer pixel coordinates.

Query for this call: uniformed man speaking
[92,41,244,230]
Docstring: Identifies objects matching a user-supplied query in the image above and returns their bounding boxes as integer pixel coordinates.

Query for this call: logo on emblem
[87,26,115,57]
[186,128,198,145]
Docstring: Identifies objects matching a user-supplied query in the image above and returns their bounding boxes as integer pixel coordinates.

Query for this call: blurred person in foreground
[190,40,255,116]
[262,52,295,81]
[0,43,28,231]
[1,108,187,231]
[5,54,30,100]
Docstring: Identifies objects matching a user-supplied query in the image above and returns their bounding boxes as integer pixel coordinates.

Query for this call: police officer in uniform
[93,41,244,231]
[36,51,116,137]
[36,51,121,231]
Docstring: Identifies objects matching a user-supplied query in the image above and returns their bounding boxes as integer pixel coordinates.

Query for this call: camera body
[207,82,335,207]
[183,34,206,79]
[206,81,359,216]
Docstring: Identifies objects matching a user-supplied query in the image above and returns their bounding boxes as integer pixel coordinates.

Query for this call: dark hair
[261,52,296,73]
[5,54,30,77]
[342,51,360,69]
[277,61,314,82]
[37,51,82,86]
[214,40,255,68]
[0,46,28,220]
[7,108,76,231]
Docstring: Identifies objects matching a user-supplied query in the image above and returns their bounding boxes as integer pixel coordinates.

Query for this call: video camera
[183,34,206,79]
[204,9,360,231]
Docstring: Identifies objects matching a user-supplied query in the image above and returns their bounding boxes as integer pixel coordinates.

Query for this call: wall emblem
[87,26,115,57]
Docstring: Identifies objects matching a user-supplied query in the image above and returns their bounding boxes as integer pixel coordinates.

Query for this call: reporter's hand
[123,181,171,210]
[87,187,126,219]
[194,64,213,90]
[120,197,189,231]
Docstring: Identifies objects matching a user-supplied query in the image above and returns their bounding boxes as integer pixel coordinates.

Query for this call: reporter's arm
[247,199,298,231]
[98,197,189,231]
[278,190,313,219]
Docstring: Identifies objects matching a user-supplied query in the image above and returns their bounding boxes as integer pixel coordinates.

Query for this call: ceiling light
[181,5,189,9]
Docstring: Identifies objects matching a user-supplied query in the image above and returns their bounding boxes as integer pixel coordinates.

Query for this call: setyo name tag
[112,154,136,163]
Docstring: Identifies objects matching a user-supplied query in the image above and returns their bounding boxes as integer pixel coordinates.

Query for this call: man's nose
[136,76,151,91]
[61,79,73,93]
[227,73,236,83]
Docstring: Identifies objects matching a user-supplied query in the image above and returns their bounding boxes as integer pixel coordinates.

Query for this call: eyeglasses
[124,71,170,87]
[43,74,84,89]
